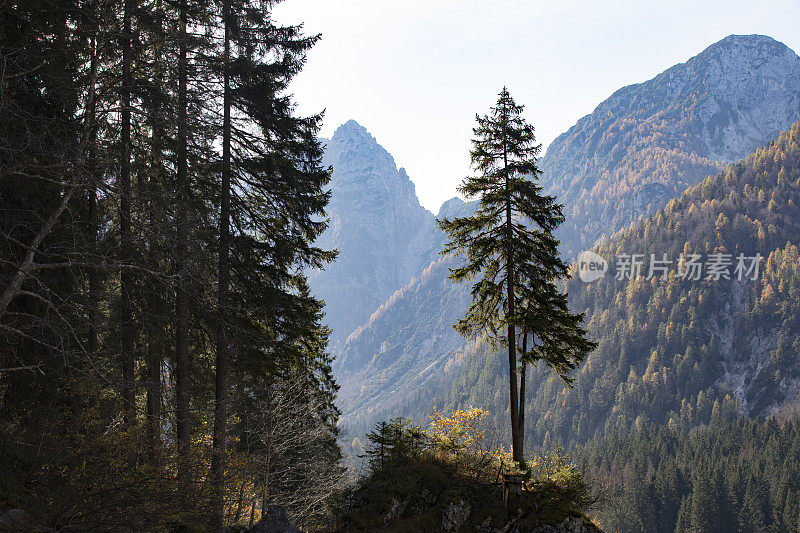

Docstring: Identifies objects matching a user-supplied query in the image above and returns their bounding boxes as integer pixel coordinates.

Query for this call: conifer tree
[207,0,334,524]
[439,87,594,462]
[118,0,136,427]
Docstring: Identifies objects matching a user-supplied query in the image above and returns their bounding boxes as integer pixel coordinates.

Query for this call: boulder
[248,505,300,533]
[0,509,32,531]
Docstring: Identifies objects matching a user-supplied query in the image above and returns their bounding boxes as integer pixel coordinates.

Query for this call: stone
[441,499,471,531]
[248,505,300,533]
[0,509,32,531]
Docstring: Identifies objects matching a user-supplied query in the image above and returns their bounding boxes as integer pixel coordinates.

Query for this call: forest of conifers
[0,0,344,529]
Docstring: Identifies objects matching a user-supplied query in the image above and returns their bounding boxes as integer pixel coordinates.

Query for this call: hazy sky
[272,0,800,213]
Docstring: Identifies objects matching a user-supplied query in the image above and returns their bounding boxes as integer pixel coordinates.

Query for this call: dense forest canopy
[0,0,343,529]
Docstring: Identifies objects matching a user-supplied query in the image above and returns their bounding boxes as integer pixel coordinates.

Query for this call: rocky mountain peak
[437,197,469,219]
[540,34,800,258]
[706,33,790,57]
[323,120,421,204]
[311,121,441,348]
[329,119,381,149]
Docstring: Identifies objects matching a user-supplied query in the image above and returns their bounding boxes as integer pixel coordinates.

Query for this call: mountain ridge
[540,33,800,257]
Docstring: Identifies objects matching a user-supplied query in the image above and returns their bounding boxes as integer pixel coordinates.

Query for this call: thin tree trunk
[210,1,232,526]
[86,35,100,358]
[175,0,191,466]
[146,329,162,460]
[502,101,522,463]
[519,330,527,441]
[119,0,136,427]
[88,181,99,356]
[145,0,165,467]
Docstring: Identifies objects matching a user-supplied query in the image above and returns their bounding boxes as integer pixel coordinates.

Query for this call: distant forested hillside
[437,121,800,447]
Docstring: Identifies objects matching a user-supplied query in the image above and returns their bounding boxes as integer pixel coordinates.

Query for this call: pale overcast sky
[272,0,800,213]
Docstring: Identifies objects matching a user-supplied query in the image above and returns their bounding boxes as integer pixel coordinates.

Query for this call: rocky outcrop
[529,516,600,533]
[249,506,300,533]
[224,505,300,533]
[0,509,33,531]
[442,499,471,531]
[368,491,601,533]
[0,509,57,532]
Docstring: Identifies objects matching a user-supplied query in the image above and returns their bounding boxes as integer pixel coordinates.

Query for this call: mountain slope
[310,121,442,347]
[540,34,800,258]
[334,199,477,434]
[438,122,800,447]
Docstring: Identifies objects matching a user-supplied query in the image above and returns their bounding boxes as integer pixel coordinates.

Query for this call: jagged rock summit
[310,120,445,348]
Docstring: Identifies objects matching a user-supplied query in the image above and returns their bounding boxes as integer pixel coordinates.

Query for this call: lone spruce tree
[439,88,595,463]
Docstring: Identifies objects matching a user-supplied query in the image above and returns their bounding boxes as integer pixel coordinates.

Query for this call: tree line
[0,0,342,529]
[577,414,800,532]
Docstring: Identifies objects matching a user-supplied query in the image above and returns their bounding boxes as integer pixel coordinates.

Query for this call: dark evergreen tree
[207,0,334,524]
[439,87,594,462]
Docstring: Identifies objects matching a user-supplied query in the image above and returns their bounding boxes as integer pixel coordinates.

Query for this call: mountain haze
[334,199,478,432]
[310,120,443,347]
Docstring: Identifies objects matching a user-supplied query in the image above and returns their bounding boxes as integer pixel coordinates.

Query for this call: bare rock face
[540,34,800,258]
[442,499,471,531]
[334,199,477,436]
[531,516,600,533]
[309,120,441,350]
[0,509,32,531]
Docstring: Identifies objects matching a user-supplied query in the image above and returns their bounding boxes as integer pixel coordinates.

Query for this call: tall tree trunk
[86,35,100,358]
[145,0,165,466]
[519,330,527,441]
[88,180,99,356]
[119,0,136,427]
[175,0,191,466]
[146,325,162,460]
[210,1,232,526]
[502,104,523,463]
